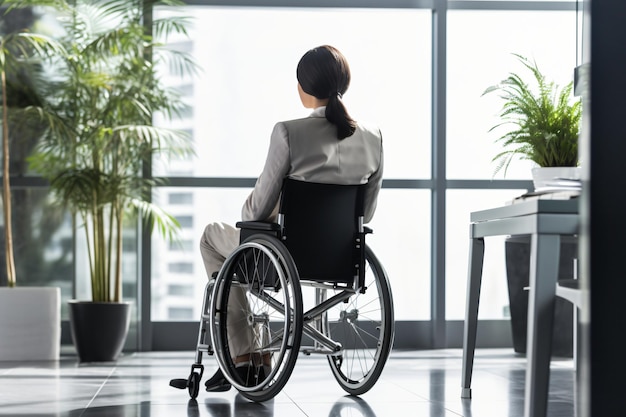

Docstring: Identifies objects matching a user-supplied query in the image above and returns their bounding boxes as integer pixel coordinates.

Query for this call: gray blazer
[242,107,384,223]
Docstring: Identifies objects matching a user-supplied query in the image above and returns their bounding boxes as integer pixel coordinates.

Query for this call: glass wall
[447,10,577,180]
[151,2,578,335]
[151,6,433,322]
[446,9,577,319]
[153,7,432,180]
[151,187,250,321]
[3,1,579,349]
[446,189,522,320]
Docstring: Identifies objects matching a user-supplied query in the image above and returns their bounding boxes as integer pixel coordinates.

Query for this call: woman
[200,45,383,392]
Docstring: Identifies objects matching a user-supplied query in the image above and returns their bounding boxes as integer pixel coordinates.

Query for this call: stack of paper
[534,178,581,193]
[513,178,581,203]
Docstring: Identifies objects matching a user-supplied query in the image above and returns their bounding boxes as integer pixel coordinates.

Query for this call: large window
[152,6,433,322]
[151,187,249,321]
[153,7,432,179]
[446,189,523,320]
[446,9,577,319]
[447,10,577,180]
[152,3,578,328]
[6,1,580,349]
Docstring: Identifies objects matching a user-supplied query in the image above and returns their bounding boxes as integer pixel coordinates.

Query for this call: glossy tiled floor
[0,348,575,417]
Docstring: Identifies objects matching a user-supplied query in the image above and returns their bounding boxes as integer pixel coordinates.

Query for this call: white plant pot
[0,287,61,361]
[531,166,582,190]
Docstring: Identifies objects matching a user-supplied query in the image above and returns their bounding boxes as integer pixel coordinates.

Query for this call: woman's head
[297,45,357,139]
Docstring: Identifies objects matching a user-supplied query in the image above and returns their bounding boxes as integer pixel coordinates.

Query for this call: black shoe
[235,364,266,387]
[204,369,232,392]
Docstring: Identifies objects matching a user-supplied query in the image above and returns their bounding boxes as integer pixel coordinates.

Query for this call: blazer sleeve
[241,122,290,221]
[363,131,384,224]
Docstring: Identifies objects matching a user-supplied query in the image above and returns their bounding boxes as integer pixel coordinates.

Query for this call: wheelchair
[170,178,394,402]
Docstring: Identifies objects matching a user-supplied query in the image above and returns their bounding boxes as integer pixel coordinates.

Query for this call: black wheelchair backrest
[278,178,366,284]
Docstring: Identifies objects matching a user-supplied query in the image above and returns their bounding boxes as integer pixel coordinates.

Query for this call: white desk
[461,199,579,417]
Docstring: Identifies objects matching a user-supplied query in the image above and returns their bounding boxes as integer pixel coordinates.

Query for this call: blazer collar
[309,106,326,118]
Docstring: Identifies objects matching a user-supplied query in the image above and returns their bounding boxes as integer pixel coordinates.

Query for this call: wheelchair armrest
[236,221,281,232]
[237,221,281,244]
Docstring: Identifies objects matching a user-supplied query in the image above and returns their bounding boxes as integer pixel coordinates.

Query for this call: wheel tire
[188,372,201,399]
[323,245,394,395]
[210,234,303,402]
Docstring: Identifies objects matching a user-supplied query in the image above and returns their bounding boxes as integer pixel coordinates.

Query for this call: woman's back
[282,107,382,186]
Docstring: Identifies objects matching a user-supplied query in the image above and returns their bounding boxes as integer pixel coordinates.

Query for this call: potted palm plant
[0,3,66,361]
[484,54,582,188]
[25,0,196,362]
[484,54,581,357]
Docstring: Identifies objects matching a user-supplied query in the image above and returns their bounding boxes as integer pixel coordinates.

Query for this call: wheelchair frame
[170,180,395,402]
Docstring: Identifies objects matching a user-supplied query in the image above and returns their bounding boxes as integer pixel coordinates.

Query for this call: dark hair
[296,45,357,140]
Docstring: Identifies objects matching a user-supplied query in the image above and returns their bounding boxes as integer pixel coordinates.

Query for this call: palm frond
[99,0,141,21]
[113,124,193,154]
[153,15,192,40]
[130,198,181,243]
[154,46,200,77]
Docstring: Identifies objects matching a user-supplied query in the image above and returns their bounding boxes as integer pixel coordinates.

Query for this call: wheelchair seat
[170,178,394,402]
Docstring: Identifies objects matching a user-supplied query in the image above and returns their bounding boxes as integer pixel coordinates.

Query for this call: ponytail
[326,92,357,140]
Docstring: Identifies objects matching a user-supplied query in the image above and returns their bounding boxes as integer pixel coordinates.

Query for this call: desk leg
[524,234,560,417]
[461,236,484,399]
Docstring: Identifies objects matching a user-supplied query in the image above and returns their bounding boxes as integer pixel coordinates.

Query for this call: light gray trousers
[200,222,256,359]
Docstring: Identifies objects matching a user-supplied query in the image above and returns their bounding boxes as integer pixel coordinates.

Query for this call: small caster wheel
[188,372,201,399]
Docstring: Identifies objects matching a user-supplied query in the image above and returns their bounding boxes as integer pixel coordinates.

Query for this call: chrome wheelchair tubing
[302,288,353,323]
[353,274,362,292]
[259,280,349,353]
[246,291,296,351]
[194,279,214,364]
[254,286,292,317]
[301,321,343,353]
[298,280,354,290]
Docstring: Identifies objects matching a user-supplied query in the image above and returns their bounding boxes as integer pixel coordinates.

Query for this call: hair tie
[336,91,343,99]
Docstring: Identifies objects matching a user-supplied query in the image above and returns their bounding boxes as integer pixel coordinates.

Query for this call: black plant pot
[68,301,131,362]
[505,235,577,357]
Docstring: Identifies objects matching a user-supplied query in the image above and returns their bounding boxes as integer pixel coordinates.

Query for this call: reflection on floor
[0,349,575,417]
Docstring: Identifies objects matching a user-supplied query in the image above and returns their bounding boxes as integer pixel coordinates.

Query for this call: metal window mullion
[431,0,447,349]
[140,2,154,352]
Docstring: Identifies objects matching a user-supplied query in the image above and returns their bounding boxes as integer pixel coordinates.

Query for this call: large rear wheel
[322,245,394,395]
[209,234,303,402]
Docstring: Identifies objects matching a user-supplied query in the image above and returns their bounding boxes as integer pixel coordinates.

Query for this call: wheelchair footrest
[169,378,188,389]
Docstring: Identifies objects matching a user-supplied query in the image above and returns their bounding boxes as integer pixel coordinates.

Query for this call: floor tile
[0,349,576,417]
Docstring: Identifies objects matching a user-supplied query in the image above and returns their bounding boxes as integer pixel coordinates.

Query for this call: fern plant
[484,54,582,177]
